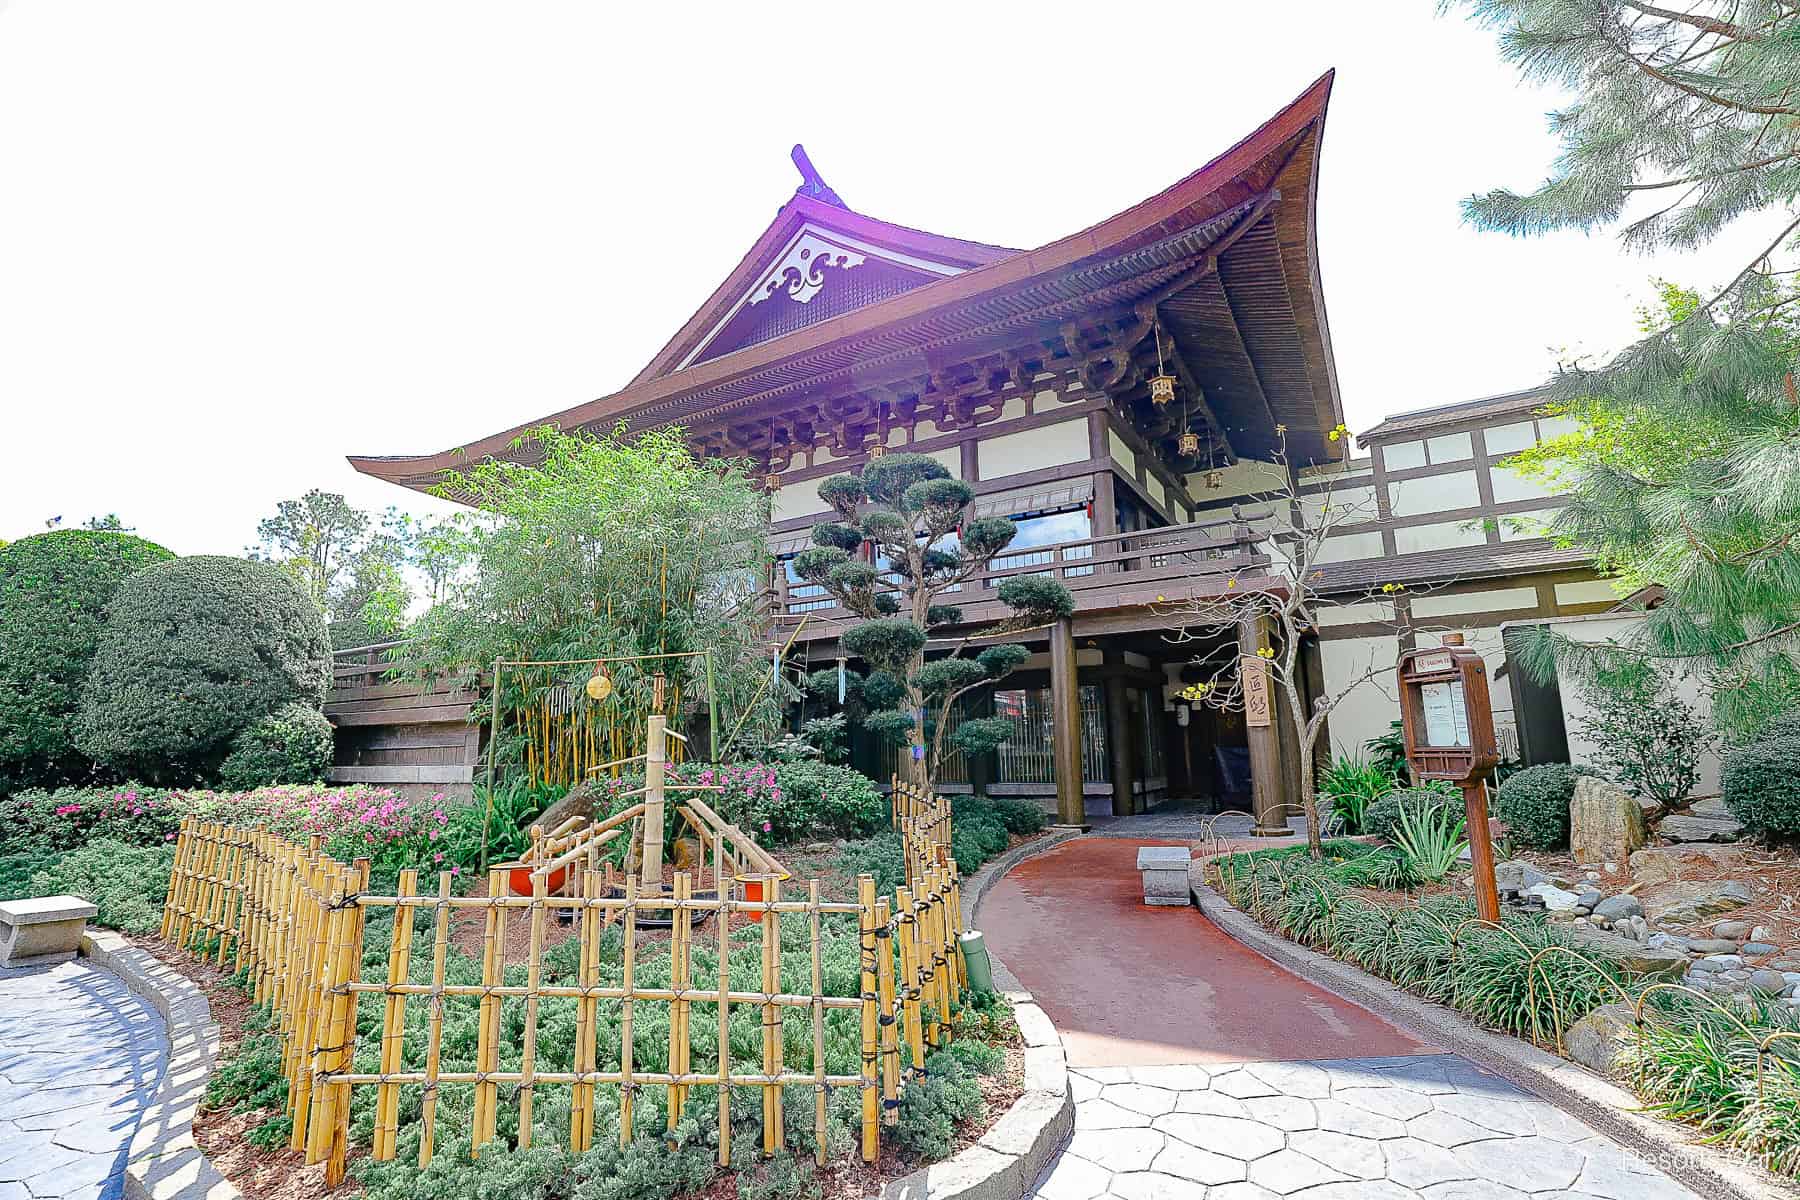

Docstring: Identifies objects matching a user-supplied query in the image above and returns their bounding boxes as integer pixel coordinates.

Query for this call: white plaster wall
[1185,457,1285,502]
[772,485,831,524]
[1549,612,1723,794]
[981,419,1088,480]
[1319,634,1404,758]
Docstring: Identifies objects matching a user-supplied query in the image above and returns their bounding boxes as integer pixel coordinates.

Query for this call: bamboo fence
[157,771,969,1186]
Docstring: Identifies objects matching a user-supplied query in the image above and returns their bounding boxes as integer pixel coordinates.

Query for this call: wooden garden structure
[156,725,971,1187]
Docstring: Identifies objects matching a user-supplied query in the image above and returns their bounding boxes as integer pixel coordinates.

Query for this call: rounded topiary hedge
[219,702,334,790]
[74,556,331,784]
[1493,762,1599,850]
[1721,736,1800,840]
[0,529,174,791]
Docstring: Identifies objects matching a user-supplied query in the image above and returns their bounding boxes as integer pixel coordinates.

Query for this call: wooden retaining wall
[324,644,481,798]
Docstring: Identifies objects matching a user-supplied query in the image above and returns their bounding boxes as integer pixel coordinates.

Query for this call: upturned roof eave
[350,69,1337,493]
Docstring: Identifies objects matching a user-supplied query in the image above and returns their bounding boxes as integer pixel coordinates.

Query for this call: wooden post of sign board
[1397,634,1501,923]
[1238,616,1292,837]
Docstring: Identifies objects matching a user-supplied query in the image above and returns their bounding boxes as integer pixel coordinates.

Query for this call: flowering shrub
[1,783,454,889]
[588,759,884,847]
[177,784,452,882]
[3,786,181,857]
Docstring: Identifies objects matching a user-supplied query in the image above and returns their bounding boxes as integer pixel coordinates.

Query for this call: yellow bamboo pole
[373,869,418,1160]
[472,868,505,1156]
[760,876,782,1156]
[619,875,638,1148]
[858,874,879,1162]
[571,869,600,1152]
[876,897,898,1125]
[518,871,548,1149]
[418,871,453,1168]
[669,871,691,1133]
[715,876,732,1167]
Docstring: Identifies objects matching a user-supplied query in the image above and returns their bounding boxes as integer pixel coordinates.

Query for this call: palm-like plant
[1389,794,1468,883]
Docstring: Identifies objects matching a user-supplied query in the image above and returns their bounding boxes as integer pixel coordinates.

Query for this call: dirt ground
[1514,840,1800,960]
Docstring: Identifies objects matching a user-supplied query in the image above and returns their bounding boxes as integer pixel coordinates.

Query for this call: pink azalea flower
[433,852,444,863]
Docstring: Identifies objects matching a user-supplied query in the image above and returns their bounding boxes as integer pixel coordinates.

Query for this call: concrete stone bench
[0,894,98,967]
[1136,847,1191,907]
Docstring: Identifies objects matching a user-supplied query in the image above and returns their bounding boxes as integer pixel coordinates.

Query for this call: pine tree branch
[1621,150,1800,190]
[1620,1,1745,39]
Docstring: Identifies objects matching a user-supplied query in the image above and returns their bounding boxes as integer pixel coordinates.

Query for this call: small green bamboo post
[479,657,502,874]
[705,648,719,762]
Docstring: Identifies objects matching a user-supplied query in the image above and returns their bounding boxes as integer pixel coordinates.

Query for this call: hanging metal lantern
[585,665,613,703]
[1203,468,1224,490]
[1178,430,1201,458]
[765,471,781,494]
[867,443,887,459]
[1149,374,1176,407]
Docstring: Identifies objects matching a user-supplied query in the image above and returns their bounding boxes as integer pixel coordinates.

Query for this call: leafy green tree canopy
[0,530,173,791]
[408,423,785,751]
[75,556,331,784]
[1454,1,1800,736]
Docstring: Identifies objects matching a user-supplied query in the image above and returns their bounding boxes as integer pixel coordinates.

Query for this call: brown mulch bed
[1511,840,1800,963]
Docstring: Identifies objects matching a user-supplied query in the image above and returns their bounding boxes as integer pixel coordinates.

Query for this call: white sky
[0,1,1784,553]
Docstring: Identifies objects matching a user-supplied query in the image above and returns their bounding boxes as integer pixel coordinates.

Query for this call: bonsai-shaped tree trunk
[794,453,1074,789]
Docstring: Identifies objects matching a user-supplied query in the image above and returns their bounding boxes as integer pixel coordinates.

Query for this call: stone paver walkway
[0,960,167,1200]
[1038,1053,1698,1200]
[979,838,1704,1200]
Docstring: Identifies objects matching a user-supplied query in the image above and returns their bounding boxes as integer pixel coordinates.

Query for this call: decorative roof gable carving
[677,221,971,370]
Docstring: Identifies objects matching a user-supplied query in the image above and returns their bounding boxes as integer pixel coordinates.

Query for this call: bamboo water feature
[157,723,972,1188]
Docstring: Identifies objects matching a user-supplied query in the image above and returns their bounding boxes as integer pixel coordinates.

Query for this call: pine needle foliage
[1448,1,1800,259]
[1449,1,1800,738]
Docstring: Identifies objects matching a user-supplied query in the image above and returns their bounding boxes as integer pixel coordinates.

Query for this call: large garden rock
[1648,880,1753,926]
[525,778,603,834]
[1563,1001,1636,1076]
[1567,926,1688,978]
[1570,776,1647,867]
[1526,882,1582,911]
[1591,894,1642,923]
[1628,842,1749,887]
[1494,860,1552,892]
[1657,796,1744,843]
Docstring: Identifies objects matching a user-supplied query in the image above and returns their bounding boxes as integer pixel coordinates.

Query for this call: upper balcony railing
[775,507,1278,628]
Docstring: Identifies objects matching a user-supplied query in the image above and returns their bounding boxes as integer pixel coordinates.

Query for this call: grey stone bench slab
[1135,846,1192,907]
[0,894,98,967]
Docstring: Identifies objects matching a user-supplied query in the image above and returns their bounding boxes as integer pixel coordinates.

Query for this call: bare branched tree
[1161,428,1467,855]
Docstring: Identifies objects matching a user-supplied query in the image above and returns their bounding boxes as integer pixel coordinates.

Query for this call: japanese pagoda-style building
[347,71,1615,828]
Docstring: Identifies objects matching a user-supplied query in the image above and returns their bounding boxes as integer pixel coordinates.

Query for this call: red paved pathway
[980,838,1435,1068]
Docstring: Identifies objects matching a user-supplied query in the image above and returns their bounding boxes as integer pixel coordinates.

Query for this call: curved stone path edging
[872,830,1082,1198]
[78,930,239,1200]
[1187,864,1791,1200]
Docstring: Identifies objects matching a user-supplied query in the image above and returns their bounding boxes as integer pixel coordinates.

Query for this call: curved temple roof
[352,70,1342,493]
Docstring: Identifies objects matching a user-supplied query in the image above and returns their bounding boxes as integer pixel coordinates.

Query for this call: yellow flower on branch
[1256,646,1275,660]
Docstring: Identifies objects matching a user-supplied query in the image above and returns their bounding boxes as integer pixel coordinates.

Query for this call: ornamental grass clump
[1316,753,1395,835]
[1214,848,1626,1046]
[1623,992,1800,1179]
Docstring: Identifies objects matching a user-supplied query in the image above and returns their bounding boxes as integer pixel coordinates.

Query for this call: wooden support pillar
[1237,615,1292,837]
[1049,618,1087,828]
[1102,666,1138,818]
